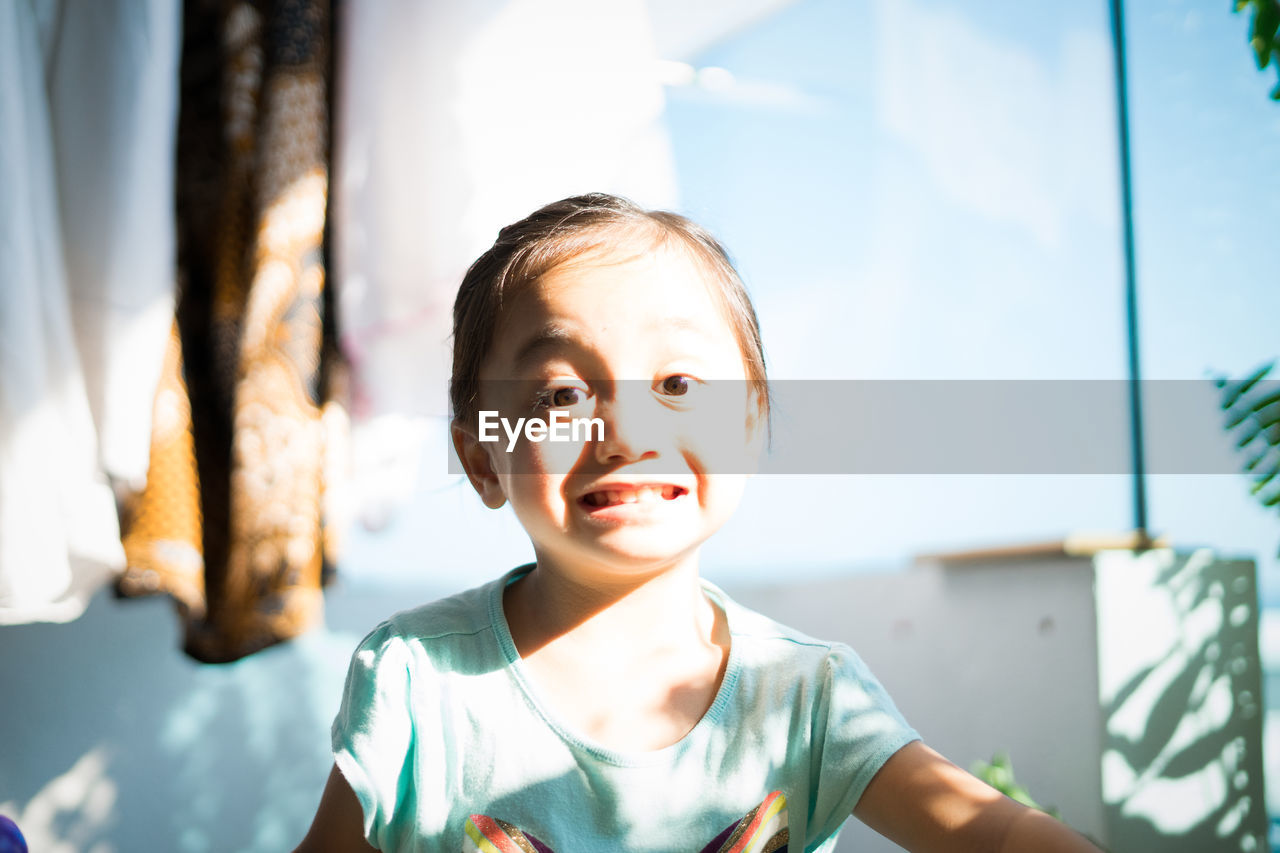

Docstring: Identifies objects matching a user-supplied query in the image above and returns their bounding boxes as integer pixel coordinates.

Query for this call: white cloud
[873,0,1118,249]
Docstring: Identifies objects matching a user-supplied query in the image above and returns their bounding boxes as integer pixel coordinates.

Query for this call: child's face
[454,244,763,581]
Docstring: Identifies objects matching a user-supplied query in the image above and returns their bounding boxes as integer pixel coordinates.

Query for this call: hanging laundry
[0,0,180,624]
[117,0,342,663]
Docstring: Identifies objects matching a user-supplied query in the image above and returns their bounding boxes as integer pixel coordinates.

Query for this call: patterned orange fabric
[118,0,340,663]
[119,322,206,619]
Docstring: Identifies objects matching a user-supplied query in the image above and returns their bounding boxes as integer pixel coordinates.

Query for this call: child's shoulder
[351,570,513,662]
[714,581,833,646]
[713,581,860,670]
[716,584,906,725]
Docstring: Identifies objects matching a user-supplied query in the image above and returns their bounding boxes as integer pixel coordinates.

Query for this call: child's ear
[451,420,508,509]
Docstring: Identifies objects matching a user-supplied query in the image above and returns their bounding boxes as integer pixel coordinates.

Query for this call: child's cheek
[682,384,759,475]
[529,431,588,475]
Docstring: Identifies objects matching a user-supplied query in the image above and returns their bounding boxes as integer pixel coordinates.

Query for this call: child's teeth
[584,486,683,507]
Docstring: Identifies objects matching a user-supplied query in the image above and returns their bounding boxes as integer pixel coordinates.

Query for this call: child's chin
[579,538,702,573]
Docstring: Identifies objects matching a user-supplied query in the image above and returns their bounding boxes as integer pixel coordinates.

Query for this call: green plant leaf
[1216,362,1272,410]
[1241,443,1277,472]
[1253,1,1280,67]
[971,751,1061,819]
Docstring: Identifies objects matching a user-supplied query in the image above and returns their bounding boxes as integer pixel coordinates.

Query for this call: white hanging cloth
[0,0,180,623]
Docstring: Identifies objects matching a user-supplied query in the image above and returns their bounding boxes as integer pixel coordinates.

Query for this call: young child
[297,194,1100,852]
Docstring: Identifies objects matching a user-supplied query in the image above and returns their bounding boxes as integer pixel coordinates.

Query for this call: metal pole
[1109,0,1150,545]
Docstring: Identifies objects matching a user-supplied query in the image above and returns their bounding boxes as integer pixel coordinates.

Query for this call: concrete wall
[730,554,1105,852]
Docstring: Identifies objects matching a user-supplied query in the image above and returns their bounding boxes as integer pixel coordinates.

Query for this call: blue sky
[345,0,1280,605]
[650,0,1280,603]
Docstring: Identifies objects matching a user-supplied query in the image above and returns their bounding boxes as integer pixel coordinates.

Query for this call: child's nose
[592,392,663,465]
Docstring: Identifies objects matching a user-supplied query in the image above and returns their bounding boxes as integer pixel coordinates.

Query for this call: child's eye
[533,386,589,409]
[658,375,692,396]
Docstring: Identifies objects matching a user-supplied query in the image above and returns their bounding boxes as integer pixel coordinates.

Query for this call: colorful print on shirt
[462,790,789,853]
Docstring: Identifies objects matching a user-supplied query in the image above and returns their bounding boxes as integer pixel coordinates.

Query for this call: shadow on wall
[1097,550,1268,852]
[0,583,412,852]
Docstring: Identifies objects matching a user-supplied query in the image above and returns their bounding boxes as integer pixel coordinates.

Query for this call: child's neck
[503,553,732,752]
[504,553,720,661]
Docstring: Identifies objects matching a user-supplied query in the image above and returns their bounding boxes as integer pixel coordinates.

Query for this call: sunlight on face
[472,244,763,580]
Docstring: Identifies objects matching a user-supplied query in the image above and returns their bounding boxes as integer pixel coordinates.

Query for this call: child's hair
[450,193,770,425]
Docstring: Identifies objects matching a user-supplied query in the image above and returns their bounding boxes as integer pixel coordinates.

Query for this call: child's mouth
[579,484,688,509]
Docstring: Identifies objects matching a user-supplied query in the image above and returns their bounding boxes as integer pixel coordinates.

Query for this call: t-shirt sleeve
[331,620,416,851]
[808,642,921,843]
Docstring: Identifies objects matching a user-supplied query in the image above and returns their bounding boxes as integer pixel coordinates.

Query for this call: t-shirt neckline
[486,563,743,768]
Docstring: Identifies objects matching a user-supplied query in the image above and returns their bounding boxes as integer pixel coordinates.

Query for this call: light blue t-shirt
[332,566,920,852]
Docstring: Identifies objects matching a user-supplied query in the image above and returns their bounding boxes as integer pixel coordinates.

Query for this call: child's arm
[293,764,379,853]
[853,741,1102,853]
